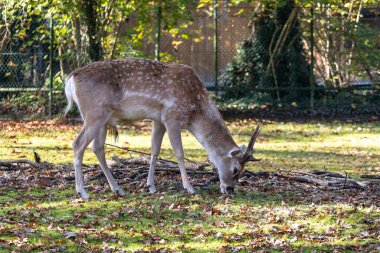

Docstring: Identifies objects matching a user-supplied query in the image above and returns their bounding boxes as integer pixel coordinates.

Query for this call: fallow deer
[64,58,260,199]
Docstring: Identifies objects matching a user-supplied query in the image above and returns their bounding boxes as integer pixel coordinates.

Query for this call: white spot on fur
[163,99,175,108]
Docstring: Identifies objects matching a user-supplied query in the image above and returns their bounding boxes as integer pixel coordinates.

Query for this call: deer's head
[218,125,261,194]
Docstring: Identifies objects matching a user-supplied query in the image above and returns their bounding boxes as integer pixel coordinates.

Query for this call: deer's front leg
[165,121,195,194]
[147,121,166,193]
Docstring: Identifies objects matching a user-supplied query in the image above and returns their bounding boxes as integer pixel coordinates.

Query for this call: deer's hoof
[77,190,89,200]
[186,186,196,194]
[148,185,157,194]
[115,188,126,197]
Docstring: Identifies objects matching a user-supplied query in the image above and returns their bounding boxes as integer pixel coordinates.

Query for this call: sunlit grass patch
[1,120,379,177]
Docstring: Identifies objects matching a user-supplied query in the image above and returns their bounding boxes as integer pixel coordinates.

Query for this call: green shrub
[221,0,310,103]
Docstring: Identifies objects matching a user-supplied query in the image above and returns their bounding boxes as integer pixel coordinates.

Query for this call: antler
[235,125,261,178]
[242,125,261,163]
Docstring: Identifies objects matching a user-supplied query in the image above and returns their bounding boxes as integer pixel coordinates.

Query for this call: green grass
[0,188,379,252]
[1,120,379,177]
[0,119,379,252]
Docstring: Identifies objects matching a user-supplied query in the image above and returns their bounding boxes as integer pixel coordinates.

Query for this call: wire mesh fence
[0,21,60,118]
[0,53,51,118]
[0,53,48,90]
[140,3,255,88]
[0,11,65,118]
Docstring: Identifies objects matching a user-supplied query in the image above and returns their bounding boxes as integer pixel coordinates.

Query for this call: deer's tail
[64,74,76,116]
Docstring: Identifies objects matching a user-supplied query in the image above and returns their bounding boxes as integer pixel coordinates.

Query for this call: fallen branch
[324,179,364,190]
[111,155,213,172]
[242,171,271,178]
[309,170,347,179]
[360,174,380,180]
[88,172,107,181]
[241,170,367,191]
[107,144,213,169]
[0,166,32,172]
[133,172,148,182]
[279,174,329,186]
[0,159,45,170]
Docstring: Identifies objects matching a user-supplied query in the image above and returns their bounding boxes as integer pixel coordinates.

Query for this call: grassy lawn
[1,119,379,176]
[0,119,379,252]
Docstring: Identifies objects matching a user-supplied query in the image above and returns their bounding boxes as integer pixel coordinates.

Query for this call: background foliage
[221,0,379,104]
[221,0,311,101]
[1,0,197,68]
[0,0,379,117]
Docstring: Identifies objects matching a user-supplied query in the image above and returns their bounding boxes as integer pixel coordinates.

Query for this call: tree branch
[0,159,43,169]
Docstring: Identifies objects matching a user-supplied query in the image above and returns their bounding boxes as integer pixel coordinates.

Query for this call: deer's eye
[233,167,239,174]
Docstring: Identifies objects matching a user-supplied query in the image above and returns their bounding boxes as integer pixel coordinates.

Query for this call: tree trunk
[81,0,102,61]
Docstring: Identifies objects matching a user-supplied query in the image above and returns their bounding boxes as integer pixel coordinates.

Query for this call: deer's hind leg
[72,111,111,199]
[92,124,125,196]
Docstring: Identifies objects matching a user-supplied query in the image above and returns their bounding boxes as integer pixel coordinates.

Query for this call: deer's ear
[239,144,246,153]
[228,148,243,158]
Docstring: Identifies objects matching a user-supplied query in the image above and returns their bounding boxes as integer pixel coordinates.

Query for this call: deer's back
[71,58,210,123]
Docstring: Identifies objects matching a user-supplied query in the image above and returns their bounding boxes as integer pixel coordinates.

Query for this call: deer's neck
[190,101,237,166]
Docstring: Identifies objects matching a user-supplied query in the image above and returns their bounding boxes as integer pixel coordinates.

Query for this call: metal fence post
[213,0,218,95]
[155,5,162,61]
[49,17,54,117]
[309,7,315,109]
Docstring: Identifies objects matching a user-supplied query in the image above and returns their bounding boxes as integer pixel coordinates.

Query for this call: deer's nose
[226,186,234,194]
